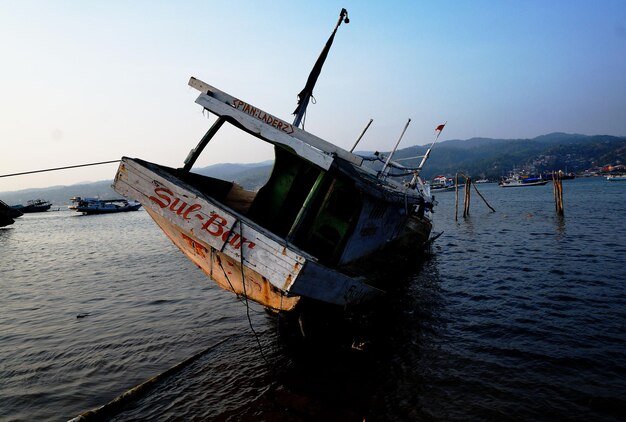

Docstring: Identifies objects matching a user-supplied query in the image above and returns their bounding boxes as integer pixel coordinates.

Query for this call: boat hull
[145,207,300,311]
[113,157,383,311]
[76,204,142,214]
[499,180,549,187]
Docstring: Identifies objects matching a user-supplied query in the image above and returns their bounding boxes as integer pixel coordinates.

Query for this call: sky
[1,0,625,192]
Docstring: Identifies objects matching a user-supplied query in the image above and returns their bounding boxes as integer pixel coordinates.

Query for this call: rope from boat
[0,160,121,178]
[214,223,269,365]
[68,336,234,421]
[238,221,269,365]
[216,253,245,305]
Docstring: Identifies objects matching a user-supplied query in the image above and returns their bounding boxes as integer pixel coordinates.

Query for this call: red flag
[435,123,446,132]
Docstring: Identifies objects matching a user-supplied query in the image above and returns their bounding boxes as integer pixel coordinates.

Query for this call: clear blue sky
[1,0,625,192]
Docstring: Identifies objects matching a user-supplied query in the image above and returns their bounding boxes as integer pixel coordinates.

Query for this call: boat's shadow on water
[260,255,445,420]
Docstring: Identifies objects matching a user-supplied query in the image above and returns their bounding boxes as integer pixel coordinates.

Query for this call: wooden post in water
[463,176,472,217]
[455,172,459,221]
[553,171,564,216]
[552,171,558,212]
[472,182,496,213]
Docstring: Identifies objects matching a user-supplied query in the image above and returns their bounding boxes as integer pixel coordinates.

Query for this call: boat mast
[292,8,349,128]
[380,118,411,179]
[350,118,373,152]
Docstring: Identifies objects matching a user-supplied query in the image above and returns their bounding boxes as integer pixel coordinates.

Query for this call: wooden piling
[463,176,471,217]
[552,171,564,216]
[455,172,459,221]
[472,182,496,213]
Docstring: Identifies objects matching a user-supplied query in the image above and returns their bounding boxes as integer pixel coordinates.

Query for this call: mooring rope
[0,160,121,178]
[67,336,233,422]
[238,222,270,366]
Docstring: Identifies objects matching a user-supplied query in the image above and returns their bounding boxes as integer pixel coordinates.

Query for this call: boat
[112,9,437,312]
[69,197,142,215]
[606,175,626,181]
[428,175,462,192]
[541,171,575,180]
[499,173,549,187]
[1,199,23,227]
[428,176,455,192]
[12,199,52,213]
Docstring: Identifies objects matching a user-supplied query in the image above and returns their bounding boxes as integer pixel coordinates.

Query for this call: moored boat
[541,171,575,180]
[499,173,549,187]
[606,174,626,181]
[113,10,437,312]
[428,175,456,192]
[12,199,52,213]
[69,197,142,215]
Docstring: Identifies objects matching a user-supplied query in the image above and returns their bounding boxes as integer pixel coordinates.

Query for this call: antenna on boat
[380,118,411,178]
[409,121,446,188]
[350,118,373,152]
[292,8,349,129]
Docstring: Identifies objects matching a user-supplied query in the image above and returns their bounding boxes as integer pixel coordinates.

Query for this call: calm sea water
[1,177,625,421]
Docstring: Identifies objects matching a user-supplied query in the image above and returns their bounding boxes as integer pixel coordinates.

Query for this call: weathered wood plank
[194,94,334,170]
[290,260,382,306]
[114,159,305,288]
[189,76,363,167]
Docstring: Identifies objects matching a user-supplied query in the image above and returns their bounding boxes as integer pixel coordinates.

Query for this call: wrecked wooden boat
[113,9,437,312]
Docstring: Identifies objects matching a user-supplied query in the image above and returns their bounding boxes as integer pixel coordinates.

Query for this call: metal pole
[350,118,373,152]
[380,118,411,178]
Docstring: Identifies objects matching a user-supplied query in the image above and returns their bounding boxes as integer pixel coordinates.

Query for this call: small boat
[541,171,575,180]
[606,175,626,181]
[428,175,459,192]
[12,199,52,213]
[69,197,142,215]
[113,9,437,312]
[499,173,549,187]
[1,199,23,227]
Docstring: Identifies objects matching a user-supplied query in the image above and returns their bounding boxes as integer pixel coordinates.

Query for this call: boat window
[294,176,363,264]
[185,122,274,190]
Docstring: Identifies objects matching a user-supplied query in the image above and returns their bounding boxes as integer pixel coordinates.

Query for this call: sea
[1,177,625,421]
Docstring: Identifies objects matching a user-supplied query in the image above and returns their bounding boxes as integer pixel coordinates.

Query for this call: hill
[1,133,624,204]
[390,132,626,179]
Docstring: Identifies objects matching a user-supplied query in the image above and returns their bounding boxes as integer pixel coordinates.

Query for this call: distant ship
[69,197,142,215]
[499,173,549,187]
[541,171,575,180]
[11,199,52,213]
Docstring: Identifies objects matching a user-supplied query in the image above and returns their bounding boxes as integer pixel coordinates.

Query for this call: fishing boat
[541,171,575,180]
[12,199,52,213]
[606,174,626,181]
[113,9,438,312]
[428,175,458,192]
[499,173,549,187]
[69,197,142,215]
